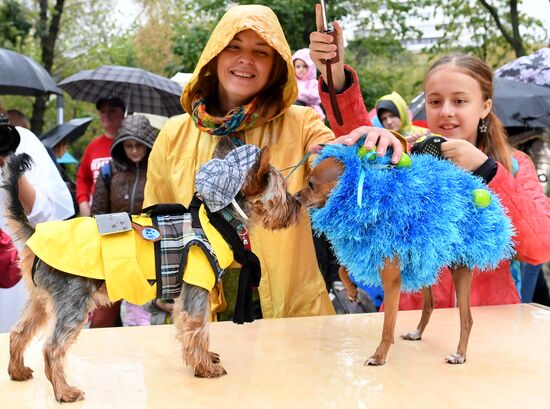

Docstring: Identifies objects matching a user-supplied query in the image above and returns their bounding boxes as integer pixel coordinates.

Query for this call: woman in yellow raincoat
[144,4,404,319]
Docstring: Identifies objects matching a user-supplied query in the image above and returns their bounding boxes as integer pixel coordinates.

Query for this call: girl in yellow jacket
[144,4,404,319]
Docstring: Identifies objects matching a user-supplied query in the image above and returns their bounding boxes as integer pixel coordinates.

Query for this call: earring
[479,118,488,134]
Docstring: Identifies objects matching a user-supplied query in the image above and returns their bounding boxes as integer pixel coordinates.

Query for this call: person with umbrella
[75,96,125,217]
[309,12,550,314]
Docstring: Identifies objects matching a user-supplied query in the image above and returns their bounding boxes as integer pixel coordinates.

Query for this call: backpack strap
[99,161,112,191]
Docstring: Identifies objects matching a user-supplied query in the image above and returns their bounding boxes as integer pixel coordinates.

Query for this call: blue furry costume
[310,145,515,292]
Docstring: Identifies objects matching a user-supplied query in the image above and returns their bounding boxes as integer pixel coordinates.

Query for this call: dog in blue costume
[296,143,514,366]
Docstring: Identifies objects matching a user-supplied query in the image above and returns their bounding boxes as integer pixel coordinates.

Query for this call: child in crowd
[375,91,428,142]
[91,114,158,327]
[143,5,404,320]
[309,9,550,311]
[292,48,325,120]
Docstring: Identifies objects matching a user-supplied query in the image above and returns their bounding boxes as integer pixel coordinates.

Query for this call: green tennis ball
[472,189,491,208]
[396,152,412,168]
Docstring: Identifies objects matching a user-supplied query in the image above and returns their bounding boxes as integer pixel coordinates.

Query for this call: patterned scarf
[191,95,259,136]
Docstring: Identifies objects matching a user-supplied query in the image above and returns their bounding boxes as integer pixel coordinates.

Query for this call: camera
[0,114,20,156]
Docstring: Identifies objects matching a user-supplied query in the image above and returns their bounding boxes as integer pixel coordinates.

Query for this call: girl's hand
[309,4,346,92]
[440,139,488,171]
[310,126,404,164]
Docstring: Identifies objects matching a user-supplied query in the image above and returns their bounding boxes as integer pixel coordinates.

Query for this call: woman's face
[294,59,308,80]
[216,29,275,112]
[123,139,148,163]
[425,65,492,145]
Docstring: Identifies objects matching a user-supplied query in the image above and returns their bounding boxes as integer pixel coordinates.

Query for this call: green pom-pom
[358,146,369,158]
[358,145,377,161]
[396,152,412,168]
[472,189,491,208]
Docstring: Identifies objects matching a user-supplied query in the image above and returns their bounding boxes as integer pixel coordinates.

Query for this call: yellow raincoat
[144,5,336,318]
[26,207,233,316]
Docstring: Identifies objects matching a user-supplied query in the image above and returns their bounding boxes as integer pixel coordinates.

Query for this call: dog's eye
[308,181,314,190]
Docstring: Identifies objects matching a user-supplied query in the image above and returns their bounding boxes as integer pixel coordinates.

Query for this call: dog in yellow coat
[3,144,301,402]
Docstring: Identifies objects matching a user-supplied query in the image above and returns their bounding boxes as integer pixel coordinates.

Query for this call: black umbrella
[410,77,550,128]
[58,65,184,117]
[0,47,62,96]
[40,117,93,149]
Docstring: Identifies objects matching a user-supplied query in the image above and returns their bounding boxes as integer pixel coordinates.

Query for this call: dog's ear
[242,146,271,197]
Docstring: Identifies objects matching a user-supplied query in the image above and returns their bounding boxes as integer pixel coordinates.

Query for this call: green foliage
[170,21,216,74]
[346,44,427,109]
[0,0,32,49]
[169,0,351,75]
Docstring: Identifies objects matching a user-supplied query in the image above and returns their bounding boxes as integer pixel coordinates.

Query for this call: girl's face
[123,139,148,163]
[425,65,492,145]
[294,59,308,80]
[216,29,275,112]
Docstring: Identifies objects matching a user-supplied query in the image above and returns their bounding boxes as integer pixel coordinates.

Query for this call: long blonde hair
[426,53,512,172]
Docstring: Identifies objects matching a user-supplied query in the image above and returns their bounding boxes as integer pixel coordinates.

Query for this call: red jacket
[320,66,550,308]
[0,229,20,288]
[76,134,113,205]
[318,65,372,134]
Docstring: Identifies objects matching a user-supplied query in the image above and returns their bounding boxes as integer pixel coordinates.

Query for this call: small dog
[2,144,300,402]
[296,144,514,366]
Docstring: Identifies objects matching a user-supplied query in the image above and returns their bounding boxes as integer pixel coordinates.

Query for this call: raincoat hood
[376,91,413,134]
[181,4,298,119]
[111,114,157,169]
[292,48,317,81]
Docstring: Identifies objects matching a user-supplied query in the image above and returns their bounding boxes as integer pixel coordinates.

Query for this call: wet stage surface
[1,303,549,408]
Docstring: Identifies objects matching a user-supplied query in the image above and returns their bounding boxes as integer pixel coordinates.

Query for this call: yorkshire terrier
[2,144,300,402]
[295,144,513,366]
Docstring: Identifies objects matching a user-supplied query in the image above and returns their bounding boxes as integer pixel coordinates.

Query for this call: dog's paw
[56,386,85,402]
[365,356,386,366]
[444,353,466,364]
[194,363,227,378]
[8,365,33,381]
[209,351,221,364]
[400,330,422,341]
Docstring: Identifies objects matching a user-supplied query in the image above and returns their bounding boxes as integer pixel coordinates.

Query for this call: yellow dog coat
[27,205,234,309]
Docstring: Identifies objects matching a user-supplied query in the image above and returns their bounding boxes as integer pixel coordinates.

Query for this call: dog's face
[240,147,302,230]
[295,157,344,209]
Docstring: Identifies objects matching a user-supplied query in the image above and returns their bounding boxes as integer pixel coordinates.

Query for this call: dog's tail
[1,153,35,244]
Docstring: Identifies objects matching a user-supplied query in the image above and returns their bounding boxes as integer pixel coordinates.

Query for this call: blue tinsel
[310,145,515,292]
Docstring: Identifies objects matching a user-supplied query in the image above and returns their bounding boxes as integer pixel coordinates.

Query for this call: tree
[169,0,350,76]
[350,0,547,61]
[0,0,32,50]
[30,0,65,134]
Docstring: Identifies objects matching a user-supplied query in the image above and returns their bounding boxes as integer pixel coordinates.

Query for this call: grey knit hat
[195,144,261,212]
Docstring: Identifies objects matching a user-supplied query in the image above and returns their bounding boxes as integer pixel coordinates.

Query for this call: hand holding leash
[309,2,345,124]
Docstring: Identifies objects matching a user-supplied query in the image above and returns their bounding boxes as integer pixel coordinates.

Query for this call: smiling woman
[215,30,276,113]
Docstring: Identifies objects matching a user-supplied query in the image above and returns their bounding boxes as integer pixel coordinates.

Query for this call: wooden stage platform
[1,303,549,408]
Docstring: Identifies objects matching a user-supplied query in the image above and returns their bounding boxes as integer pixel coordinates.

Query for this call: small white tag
[95,213,132,235]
